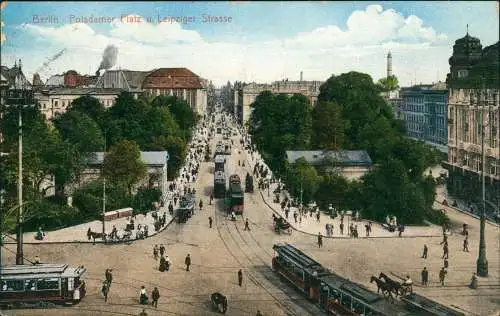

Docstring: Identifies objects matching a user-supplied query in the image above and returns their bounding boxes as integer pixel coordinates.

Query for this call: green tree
[285,158,321,205]
[69,95,107,126]
[312,101,346,149]
[53,110,104,152]
[376,75,399,92]
[103,140,147,195]
[314,173,349,212]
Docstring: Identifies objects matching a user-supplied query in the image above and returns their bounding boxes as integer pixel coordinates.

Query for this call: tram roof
[1,264,87,280]
[401,293,465,316]
[273,243,322,269]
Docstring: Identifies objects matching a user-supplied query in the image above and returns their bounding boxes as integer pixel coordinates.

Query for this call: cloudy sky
[1,1,498,87]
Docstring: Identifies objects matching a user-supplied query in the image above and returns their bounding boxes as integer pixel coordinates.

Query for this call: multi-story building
[142,67,207,115]
[444,32,499,212]
[96,69,150,99]
[397,83,449,152]
[35,87,123,120]
[235,76,323,125]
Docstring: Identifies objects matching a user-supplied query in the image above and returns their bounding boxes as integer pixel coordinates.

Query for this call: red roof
[142,68,203,89]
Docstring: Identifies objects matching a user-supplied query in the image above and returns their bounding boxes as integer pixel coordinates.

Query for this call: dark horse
[370,276,393,300]
[379,273,404,297]
[87,228,107,244]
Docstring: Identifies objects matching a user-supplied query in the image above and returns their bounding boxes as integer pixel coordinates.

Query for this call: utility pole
[477,78,488,277]
[102,132,106,236]
[16,107,24,264]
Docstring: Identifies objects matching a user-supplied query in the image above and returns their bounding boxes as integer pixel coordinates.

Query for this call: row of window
[1,278,59,292]
[39,99,115,110]
[450,153,500,176]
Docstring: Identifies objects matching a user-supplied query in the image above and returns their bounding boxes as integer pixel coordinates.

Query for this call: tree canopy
[249,71,444,225]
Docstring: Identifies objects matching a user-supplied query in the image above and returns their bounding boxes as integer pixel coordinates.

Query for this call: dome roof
[455,33,481,45]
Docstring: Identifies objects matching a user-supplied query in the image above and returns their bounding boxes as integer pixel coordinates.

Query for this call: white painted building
[35,87,123,120]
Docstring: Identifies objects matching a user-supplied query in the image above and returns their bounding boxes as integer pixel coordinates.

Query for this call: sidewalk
[244,150,443,238]
[3,119,211,245]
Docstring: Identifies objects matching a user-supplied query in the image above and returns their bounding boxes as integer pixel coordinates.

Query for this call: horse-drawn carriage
[370,272,412,300]
[273,216,292,234]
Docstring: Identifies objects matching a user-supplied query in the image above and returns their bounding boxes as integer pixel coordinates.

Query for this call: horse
[88,230,107,244]
[370,276,393,300]
[379,273,404,297]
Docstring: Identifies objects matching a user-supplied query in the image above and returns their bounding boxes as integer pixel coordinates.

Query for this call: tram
[214,171,226,199]
[228,174,244,214]
[272,243,464,316]
[214,155,226,173]
[0,264,87,309]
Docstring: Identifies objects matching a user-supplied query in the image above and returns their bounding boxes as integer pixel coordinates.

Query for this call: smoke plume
[97,45,118,71]
[36,48,67,73]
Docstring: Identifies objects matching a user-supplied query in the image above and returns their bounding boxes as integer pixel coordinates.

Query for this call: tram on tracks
[228,174,244,214]
[214,154,225,173]
[214,171,226,199]
[0,264,87,309]
[272,243,465,316]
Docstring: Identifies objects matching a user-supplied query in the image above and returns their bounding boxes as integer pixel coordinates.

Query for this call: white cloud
[8,5,452,86]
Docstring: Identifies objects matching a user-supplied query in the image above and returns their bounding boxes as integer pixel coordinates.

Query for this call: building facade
[286,150,373,180]
[142,68,207,115]
[95,69,150,99]
[397,84,449,152]
[235,77,324,125]
[444,32,499,213]
[35,87,123,120]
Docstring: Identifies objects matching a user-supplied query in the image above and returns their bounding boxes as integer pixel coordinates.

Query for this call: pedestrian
[439,267,447,287]
[294,211,298,223]
[185,254,191,271]
[238,269,243,286]
[340,222,344,235]
[440,233,448,245]
[153,245,159,260]
[159,244,165,257]
[422,244,428,259]
[421,267,428,286]
[199,199,203,211]
[444,258,449,269]
[140,286,148,304]
[151,287,160,308]
[210,194,213,205]
[317,232,323,248]
[463,237,469,252]
[209,216,213,228]
[316,211,320,222]
[105,269,113,286]
[244,218,251,231]
[101,280,109,302]
[442,243,449,259]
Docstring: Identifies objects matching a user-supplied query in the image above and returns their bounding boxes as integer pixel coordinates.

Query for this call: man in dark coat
[105,269,113,287]
[421,267,429,286]
[151,287,160,308]
[185,254,191,271]
[238,269,243,286]
[159,244,165,257]
[317,233,323,248]
[209,216,213,228]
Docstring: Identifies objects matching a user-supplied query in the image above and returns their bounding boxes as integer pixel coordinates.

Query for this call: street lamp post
[102,132,107,237]
[16,107,24,264]
[476,81,489,277]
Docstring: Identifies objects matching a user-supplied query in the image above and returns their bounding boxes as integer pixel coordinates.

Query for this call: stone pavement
[243,150,443,238]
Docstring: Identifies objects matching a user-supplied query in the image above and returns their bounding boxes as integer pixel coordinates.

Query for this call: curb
[3,216,177,245]
[259,190,441,239]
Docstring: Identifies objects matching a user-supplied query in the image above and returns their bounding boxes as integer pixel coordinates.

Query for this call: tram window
[37,278,59,290]
[2,280,24,291]
[341,294,352,309]
[25,279,37,291]
[352,299,365,314]
[330,288,341,300]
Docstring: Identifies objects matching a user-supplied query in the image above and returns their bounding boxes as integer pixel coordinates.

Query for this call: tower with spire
[387,52,392,77]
